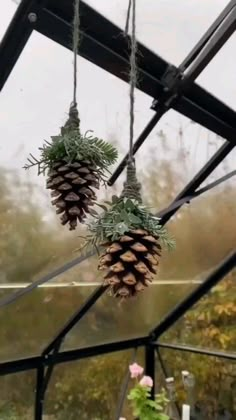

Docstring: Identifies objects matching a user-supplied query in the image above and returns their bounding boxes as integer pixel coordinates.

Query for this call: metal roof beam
[1,0,233,137]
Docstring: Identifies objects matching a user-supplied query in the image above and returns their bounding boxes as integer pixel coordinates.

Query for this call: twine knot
[62,102,80,134]
[121,158,142,203]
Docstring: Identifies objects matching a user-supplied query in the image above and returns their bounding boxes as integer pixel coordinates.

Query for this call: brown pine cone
[46,159,99,230]
[98,229,161,298]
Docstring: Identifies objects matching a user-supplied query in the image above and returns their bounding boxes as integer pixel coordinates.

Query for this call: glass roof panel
[85,0,229,65]
[0,1,18,43]
[157,347,236,418]
[0,280,96,362]
[0,370,35,419]
[61,283,195,352]
[160,269,236,353]
[200,145,236,189]
[138,111,226,211]
[196,35,236,110]
[160,188,236,280]
[85,1,235,110]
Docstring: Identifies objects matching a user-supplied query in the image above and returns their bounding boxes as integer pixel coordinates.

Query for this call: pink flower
[139,375,153,388]
[129,363,144,378]
[119,418,126,420]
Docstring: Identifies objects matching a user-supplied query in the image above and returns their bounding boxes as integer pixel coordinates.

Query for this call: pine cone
[98,229,161,298]
[46,159,99,230]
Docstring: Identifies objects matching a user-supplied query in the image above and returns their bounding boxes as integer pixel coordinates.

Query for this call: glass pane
[161,270,236,352]
[61,283,195,351]
[0,280,96,362]
[0,370,35,419]
[86,0,229,65]
[161,184,236,280]
[154,353,181,420]
[141,113,226,211]
[44,350,134,420]
[158,347,236,419]
[197,35,236,110]
[0,248,98,305]
[199,143,236,188]
[0,1,18,42]
[86,1,236,112]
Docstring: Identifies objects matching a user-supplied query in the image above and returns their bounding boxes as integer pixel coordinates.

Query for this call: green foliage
[128,385,169,420]
[24,129,118,175]
[0,403,19,420]
[44,352,131,420]
[160,273,236,418]
[87,196,175,250]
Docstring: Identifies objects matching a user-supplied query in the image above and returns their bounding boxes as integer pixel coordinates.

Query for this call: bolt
[28,12,37,23]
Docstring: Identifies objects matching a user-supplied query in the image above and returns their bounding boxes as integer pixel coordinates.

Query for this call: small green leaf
[113,214,122,224]
[157,414,170,420]
[125,198,135,211]
[120,209,130,223]
[128,213,142,224]
[115,222,128,235]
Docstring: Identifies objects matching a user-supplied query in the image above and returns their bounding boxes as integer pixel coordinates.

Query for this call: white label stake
[182,404,190,420]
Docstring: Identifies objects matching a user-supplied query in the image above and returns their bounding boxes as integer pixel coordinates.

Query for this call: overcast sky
[0,0,235,189]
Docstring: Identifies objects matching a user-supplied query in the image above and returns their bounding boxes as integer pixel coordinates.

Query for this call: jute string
[73,0,80,106]
[64,0,81,132]
[128,0,137,162]
[121,0,142,202]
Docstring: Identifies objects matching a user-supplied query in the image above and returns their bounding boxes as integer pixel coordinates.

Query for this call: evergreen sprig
[86,195,176,250]
[24,129,118,175]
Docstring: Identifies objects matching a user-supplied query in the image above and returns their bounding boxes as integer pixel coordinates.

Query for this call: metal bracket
[151,65,184,111]
[161,65,183,91]
[152,4,236,114]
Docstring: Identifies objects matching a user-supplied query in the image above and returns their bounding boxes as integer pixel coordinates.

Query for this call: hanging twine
[124,0,132,36]
[128,0,137,162]
[122,0,141,202]
[62,0,81,134]
[73,0,80,106]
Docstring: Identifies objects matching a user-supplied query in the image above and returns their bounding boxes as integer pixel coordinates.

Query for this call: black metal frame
[0,1,236,419]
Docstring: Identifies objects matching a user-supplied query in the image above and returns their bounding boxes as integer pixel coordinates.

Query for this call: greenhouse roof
[0,1,236,419]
